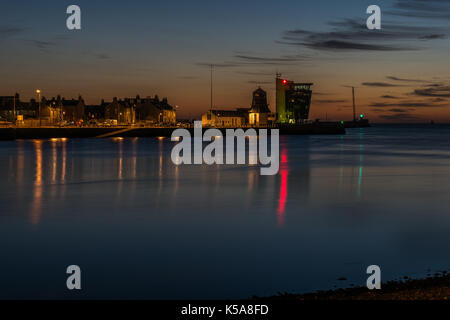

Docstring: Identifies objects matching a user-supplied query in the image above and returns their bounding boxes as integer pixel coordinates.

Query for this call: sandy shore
[266,272,450,300]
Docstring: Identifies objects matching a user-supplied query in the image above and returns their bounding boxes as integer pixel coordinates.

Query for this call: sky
[1,0,450,122]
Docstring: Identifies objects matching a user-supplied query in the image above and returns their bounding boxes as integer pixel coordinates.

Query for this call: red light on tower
[282,79,287,85]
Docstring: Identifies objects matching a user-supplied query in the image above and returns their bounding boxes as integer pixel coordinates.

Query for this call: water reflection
[358,130,364,198]
[30,140,43,225]
[277,145,289,226]
[16,141,24,187]
[16,136,301,227]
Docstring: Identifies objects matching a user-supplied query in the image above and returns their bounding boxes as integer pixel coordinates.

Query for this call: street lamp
[36,89,41,127]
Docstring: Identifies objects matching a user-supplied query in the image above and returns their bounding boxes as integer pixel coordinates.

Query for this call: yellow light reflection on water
[30,140,43,225]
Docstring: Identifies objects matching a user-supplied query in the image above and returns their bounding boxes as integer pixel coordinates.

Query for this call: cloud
[418,34,447,40]
[381,95,400,99]
[388,108,411,113]
[0,25,26,39]
[279,18,448,52]
[196,53,309,69]
[379,113,419,121]
[413,85,450,97]
[95,53,111,60]
[362,82,403,87]
[386,76,428,83]
[247,80,272,84]
[314,99,348,104]
[233,54,309,65]
[387,0,450,20]
[27,40,57,49]
[24,34,70,51]
[370,101,442,108]
[432,97,448,102]
[196,62,239,68]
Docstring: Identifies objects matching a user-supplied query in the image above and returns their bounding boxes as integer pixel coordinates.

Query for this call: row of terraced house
[0,93,177,126]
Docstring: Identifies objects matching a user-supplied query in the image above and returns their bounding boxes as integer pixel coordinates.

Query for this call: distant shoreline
[262,272,450,300]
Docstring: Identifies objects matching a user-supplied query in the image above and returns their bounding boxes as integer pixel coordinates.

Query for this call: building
[135,95,176,125]
[201,87,274,127]
[248,87,272,126]
[84,94,176,126]
[202,110,246,127]
[85,102,107,121]
[41,96,85,124]
[0,93,38,121]
[104,97,135,125]
[276,75,313,124]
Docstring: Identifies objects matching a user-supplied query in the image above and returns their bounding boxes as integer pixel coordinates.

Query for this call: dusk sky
[1,0,450,122]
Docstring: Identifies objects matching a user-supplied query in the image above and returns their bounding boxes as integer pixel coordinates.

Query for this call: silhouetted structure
[249,87,272,126]
[0,93,38,120]
[202,87,274,127]
[134,95,176,125]
[103,95,176,125]
[41,95,85,124]
[104,97,135,124]
[276,75,313,124]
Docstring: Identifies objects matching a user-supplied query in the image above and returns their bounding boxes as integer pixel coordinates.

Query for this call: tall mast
[210,64,213,112]
[352,86,356,122]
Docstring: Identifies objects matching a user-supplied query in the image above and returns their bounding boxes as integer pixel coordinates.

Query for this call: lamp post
[36,89,41,127]
[13,94,16,125]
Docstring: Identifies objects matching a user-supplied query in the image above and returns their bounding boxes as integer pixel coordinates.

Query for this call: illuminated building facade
[202,87,274,127]
[276,76,313,124]
[202,110,246,127]
[249,87,272,127]
[41,95,85,124]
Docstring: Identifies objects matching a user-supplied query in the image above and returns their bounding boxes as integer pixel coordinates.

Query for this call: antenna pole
[13,94,16,125]
[210,64,213,112]
[352,86,356,122]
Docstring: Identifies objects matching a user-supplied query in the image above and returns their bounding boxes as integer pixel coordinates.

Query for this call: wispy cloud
[387,0,450,20]
[386,76,428,83]
[27,40,57,49]
[379,113,420,121]
[233,54,309,65]
[370,101,443,108]
[196,53,309,69]
[362,82,404,87]
[413,85,450,97]
[95,53,111,60]
[314,99,348,104]
[196,62,239,68]
[388,108,411,113]
[247,80,272,84]
[279,18,448,52]
[0,25,26,39]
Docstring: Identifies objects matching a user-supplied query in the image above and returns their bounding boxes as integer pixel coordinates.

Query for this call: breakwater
[0,123,345,140]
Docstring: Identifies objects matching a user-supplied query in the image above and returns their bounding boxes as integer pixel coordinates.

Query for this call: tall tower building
[276,75,313,124]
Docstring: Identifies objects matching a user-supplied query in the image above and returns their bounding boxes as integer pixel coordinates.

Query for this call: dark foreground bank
[0,123,345,140]
[264,272,450,300]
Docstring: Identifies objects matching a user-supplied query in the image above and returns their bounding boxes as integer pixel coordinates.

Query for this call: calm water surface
[0,124,449,299]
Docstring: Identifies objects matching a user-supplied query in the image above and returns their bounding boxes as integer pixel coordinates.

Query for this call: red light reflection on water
[277,148,289,226]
